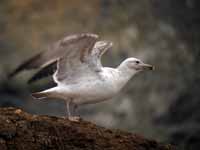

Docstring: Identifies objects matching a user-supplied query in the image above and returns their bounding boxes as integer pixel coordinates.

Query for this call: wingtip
[8,69,20,78]
[7,72,15,79]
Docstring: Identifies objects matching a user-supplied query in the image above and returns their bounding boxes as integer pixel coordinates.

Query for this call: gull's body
[42,66,133,105]
[9,33,153,121]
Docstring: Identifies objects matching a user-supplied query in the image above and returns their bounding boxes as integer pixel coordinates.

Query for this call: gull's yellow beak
[140,63,155,70]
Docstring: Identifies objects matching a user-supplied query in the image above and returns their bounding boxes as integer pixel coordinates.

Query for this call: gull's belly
[63,80,117,105]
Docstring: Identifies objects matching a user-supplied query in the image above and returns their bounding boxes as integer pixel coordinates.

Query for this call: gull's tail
[31,87,59,100]
[31,92,49,99]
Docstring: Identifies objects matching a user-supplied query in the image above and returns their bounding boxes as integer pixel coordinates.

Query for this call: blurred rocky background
[0,0,199,149]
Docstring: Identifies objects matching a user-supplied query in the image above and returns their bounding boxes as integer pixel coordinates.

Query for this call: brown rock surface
[0,107,175,150]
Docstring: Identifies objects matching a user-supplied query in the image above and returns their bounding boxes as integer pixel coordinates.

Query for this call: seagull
[9,33,154,121]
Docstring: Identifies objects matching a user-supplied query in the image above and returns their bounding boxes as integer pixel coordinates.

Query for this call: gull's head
[119,57,154,74]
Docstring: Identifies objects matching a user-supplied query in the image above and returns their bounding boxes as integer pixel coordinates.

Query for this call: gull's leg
[65,100,71,118]
[71,102,80,121]
[72,103,78,116]
[65,99,80,122]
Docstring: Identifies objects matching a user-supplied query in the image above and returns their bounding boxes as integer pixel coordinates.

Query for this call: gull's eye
[135,60,140,64]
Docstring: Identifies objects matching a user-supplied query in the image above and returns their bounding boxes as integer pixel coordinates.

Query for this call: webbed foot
[68,116,81,122]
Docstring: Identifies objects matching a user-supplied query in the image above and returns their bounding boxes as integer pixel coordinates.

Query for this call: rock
[0,107,175,150]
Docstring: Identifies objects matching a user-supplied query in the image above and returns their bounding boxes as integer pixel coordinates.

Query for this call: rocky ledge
[0,107,175,150]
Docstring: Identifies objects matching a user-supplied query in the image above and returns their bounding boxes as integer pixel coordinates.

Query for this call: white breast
[54,67,131,105]
[61,68,118,105]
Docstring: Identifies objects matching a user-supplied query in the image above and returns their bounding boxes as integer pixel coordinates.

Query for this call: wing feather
[28,61,57,84]
[89,41,113,71]
[55,40,112,83]
[8,33,98,78]
[9,33,113,85]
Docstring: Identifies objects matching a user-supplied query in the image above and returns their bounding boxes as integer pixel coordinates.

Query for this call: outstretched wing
[89,41,113,71]
[54,40,113,83]
[28,41,112,84]
[8,33,98,78]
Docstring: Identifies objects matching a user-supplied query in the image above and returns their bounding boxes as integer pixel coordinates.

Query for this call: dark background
[0,0,199,149]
